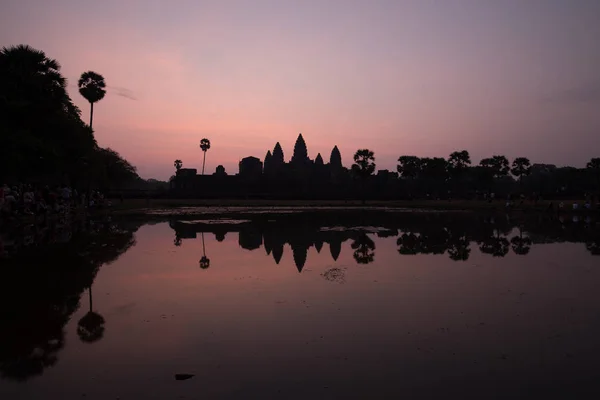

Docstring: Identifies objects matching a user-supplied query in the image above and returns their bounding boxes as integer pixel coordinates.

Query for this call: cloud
[543,82,600,105]
[67,83,138,100]
[109,86,137,100]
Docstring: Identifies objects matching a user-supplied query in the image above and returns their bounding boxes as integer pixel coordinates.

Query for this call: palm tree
[447,151,471,197]
[352,149,375,204]
[77,285,105,343]
[480,155,510,179]
[78,71,106,130]
[511,157,531,184]
[0,44,78,118]
[199,138,211,175]
[174,159,182,171]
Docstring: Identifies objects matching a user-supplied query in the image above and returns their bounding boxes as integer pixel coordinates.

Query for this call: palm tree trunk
[89,285,93,313]
[201,232,206,256]
[202,152,206,175]
[89,102,94,130]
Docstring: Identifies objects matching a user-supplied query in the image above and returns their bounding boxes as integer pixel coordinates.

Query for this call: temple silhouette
[171,133,398,199]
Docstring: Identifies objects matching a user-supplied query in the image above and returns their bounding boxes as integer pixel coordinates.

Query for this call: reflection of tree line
[0,219,138,382]
[170,214,600,271]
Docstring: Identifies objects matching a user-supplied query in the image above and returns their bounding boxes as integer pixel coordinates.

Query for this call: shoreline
[2,199,596,228]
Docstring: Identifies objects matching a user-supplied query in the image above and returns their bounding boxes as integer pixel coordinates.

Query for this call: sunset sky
[2,0,599,180]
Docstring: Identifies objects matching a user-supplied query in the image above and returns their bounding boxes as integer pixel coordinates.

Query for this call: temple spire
[330,145,342,168]
[272,142,284,165]
[315,153,324,166]
[291,133,309,164]
[264,150,272,174]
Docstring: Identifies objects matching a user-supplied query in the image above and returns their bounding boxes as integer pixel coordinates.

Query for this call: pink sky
[2,0,600,180]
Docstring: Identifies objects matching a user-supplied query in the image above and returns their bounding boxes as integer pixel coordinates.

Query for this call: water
[1,212,600,399]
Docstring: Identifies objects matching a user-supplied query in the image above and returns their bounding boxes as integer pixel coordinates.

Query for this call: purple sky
[2,0,599,180]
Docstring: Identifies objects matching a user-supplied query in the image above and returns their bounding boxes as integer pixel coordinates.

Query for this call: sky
[2,0,600,180]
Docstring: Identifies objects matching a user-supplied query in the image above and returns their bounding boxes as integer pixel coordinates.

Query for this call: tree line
[350,148,600,200]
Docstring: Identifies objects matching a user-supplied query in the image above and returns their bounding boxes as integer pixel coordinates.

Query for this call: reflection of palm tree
[397,233,420,255]
[479,230,509,257]
[77,285,105,343]
[352,234,375,264]
[199,232,211,269]
[510,227,532,255]
[174,233,182,247]
[586,240,600,255]
[419,229,449,255]
[447,235,471,261]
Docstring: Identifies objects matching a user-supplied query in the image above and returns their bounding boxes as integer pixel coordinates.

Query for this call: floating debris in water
[322,267,346,283]
[175,374,194,381]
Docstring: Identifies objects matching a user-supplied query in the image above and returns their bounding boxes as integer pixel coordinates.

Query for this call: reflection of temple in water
[168,212,600,271]
[170,219,357,272]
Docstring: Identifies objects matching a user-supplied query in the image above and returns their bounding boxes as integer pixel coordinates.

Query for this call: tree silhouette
[510,226,532,255]
[174,159,182,171]
[397,156,421,179]
[78,71,106,130]
[448,150,471,176]
[352,149,375,203]
[511,235,532,255]
[511,157,531,183]
[397,233,420,255]
[420,157,449,191]
[199,138,211,175]
[448,151,471,195]
[587,157,600,194]
[0,45,97,184]
[586,240,600,256]
[480,156,510,179]
[478,229,510,257]
[77,285,106,343]
[351,234,376,264]
[587,158,600,170]
[447,235,471,261]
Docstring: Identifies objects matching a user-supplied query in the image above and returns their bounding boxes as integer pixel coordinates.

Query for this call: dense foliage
[0,44,140,189]
[395,151,600,199]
